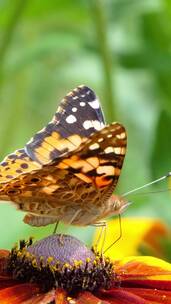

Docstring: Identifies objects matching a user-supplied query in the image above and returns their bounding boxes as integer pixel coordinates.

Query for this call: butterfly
[0,85,128,228]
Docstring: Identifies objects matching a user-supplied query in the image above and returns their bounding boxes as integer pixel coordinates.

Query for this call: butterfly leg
[92,221,107,254]
[53,221,59,234]
[58,209,82,246]
[103,214,122,254]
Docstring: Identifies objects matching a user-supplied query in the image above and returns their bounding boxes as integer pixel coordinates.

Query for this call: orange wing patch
[0,149,41,184]
[56,122,127,189]
[30,133,85,164]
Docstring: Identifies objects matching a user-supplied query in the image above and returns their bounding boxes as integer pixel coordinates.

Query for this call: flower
[0,234,171,303]
[94,217,170,260]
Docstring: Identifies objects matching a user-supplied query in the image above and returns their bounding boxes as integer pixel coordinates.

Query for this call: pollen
[6,235,115,294]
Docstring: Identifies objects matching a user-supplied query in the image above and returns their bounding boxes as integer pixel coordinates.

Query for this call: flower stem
[0,0,27,82]
[91,0,116,122]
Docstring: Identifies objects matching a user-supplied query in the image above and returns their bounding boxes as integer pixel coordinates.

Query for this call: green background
[0,0,171,253]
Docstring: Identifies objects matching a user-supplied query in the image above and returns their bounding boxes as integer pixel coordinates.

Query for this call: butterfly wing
[0,123,127,226]
[0,149,41,184]
[0,85,104,192]
[58,122,127,194]
[25,85,105,164]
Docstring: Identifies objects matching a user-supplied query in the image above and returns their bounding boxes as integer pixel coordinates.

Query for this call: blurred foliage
[0,0,171,257]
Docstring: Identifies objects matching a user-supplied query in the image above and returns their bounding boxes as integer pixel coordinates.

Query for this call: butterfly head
[108,194,131,216]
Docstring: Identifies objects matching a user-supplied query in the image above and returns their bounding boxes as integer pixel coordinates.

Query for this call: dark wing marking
[58,122,127,191]
[25,85,105,164]
[0,149,41,184]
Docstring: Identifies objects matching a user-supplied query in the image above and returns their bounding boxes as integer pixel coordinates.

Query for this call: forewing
[25,85,105,164]
[0,149,41,184]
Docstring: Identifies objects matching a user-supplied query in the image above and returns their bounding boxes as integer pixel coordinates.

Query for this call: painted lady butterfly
[0,85,128,227]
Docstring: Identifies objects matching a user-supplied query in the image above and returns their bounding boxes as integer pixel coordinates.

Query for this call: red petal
[99,289,150,304]
[0,250,9,276]
[73,291,110,304]
[0,250,9,259]
[122,279,171,290]
[0,277,19,290]
[0,250,18,290]
[54,289,109,304]
[0,283,40,304]
[55,289,68,304]
[24,289,56,304]
[123,288,171,303]
[99,288,171,304]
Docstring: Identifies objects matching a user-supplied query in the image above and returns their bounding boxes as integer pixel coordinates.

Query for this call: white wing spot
[116,132,126,139]
[72,107,77,112]
[107,134,113,138]
[66,115,77,124]
[83,120,104,131]
[98,138,104,143]
[81,94,85,98]
[97,166,115,175]
[113,147,121,154]
[92,120,104,131]
[88,98,100,109]
[83,120,92,130]
[89,143,100,150]
[73,96,78,100]
[80,102,86,107]
[104,147,114,154]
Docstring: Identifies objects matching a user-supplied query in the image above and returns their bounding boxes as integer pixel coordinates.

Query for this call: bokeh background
[0,0,171,258]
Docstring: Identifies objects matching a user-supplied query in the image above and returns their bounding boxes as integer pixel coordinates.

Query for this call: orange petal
[0,283,40,304]
[0,250,9,276]
[113,256,171,293]
[100,288,171,303]
[115,256,171,277]
[55,288,68,304]
[102,288,171,304]
[123,288,171,303]
[0,277,19,290]
[0,250,9,259]
[0,249,17,290]
[24,289,56,304]
[73,291,110,303]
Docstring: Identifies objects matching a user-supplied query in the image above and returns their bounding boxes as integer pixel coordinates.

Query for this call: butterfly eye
[112,200,121,211]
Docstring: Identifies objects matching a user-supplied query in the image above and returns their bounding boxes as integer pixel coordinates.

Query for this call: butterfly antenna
[122,172,171,197]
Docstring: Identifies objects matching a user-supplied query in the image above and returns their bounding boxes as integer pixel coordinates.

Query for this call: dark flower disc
[7,234,115,293]
[27,234,95,268]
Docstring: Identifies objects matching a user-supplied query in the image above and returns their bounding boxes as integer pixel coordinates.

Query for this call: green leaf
[151,110,171,178]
